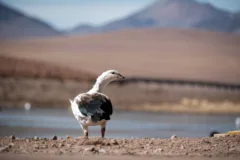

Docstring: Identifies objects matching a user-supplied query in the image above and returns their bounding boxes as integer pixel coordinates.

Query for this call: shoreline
[1,104,240,115]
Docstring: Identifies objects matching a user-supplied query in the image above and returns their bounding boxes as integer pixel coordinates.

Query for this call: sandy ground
[0,135,240,160]
[0,154,238,160]
[1,28,240,84]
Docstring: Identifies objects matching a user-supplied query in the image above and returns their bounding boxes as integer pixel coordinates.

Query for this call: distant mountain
[68,24,99,35]
[70,0,240,34]
[0,2,61,39]
[231,12,240,33]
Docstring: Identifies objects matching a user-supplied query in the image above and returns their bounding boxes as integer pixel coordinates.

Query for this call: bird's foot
[101,128,105,138]
[83,132,88,139]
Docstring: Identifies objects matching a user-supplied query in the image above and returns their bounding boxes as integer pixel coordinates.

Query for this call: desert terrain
[0,135,240,160]
[0,28,240,113]
[1,28,240,83]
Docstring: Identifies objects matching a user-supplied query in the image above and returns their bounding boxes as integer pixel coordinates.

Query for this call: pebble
[56,150,63,155]
[84,146,95,152]
[34,144,39,149]
[8,143,14,147]
[66,135,71,139]
[0,146,9,153]
[154,148,163,153]
[58,143,64,148]
[181,145,185,149]
[171,135,177,140]
[40,145,48,149]
[66,144,72,148]
[51,143,57,148]
[26,139,30,143]
[104,142,111,146]
[111,139,119,145]
[9,135,15,140]
[99,148,106,153]
[52,135,57,140]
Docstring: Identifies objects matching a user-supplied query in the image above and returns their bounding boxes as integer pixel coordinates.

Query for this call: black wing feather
[78,95,113,123]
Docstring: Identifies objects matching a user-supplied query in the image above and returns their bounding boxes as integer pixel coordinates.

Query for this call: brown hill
[1,28,240,84]
[0,55,96,82]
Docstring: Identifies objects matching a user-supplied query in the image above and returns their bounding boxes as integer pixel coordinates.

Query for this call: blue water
[0,107,239,138]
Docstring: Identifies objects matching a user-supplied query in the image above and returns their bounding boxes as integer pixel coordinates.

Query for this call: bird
[69,70,125,139]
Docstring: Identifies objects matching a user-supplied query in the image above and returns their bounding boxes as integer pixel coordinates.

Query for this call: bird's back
[72,92,113,123]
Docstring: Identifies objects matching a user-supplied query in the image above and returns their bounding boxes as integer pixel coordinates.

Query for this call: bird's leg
[101,122,106,138]
[81,125,88,139]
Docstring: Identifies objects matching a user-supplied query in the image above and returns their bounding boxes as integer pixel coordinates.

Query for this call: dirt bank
[0,135,240,158]
[1,77,240,114]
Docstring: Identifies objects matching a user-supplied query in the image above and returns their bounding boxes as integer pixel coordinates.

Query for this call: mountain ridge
[0,2,61,39]
[70,0,240,34]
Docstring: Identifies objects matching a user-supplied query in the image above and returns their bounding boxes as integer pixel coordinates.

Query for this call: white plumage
[69,70,125,138]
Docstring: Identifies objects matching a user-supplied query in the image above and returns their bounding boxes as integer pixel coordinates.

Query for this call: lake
[0,107,239,138]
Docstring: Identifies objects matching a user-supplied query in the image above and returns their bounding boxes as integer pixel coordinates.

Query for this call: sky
[1,0,240,30]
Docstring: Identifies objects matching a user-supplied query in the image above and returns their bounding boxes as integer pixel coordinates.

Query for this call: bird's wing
[76,93,113,123]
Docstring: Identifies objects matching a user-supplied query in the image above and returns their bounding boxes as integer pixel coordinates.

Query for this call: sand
[0,135,240,160]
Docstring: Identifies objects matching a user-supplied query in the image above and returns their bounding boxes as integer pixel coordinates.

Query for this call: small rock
[170,135,177,140]
[34,136,38,140]
[181,145,184,149]
[51,143,57,148]
[105,142,111,146]
[58,143,64,148]
[40,145,48,149]
[110,139,119,145]
[66,144,72,148]
[154,148,163,153]
[84,146,95,152]
[66,135,71,139]
[0,146,9,153]
[148,141,154,145]
[34,144,39,149]
[56,150,63,155]
[99,148,106,153]
[8,143,14,147]
[9,135,15,140]
[52,135,57,140]
[142,150,149,155]
[26,139,30,143]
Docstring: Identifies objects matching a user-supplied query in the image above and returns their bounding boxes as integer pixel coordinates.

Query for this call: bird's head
[98,70,125,83]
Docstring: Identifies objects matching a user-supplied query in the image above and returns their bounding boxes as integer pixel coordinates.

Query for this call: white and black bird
[69,70,125,139]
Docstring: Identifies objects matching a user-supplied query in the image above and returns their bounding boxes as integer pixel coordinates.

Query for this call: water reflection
[0,107,239,138]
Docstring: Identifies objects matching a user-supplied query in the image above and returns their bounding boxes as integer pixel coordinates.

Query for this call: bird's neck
[88,78,110,94]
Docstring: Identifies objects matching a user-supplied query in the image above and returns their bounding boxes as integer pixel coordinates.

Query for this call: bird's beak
[118,74,125,79]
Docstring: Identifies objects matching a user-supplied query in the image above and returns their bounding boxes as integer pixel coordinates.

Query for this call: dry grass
[1,28,240,84]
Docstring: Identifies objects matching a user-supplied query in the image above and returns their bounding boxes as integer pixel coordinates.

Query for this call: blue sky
[1,0,240,30]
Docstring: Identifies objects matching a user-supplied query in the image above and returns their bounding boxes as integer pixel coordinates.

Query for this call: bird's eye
[112,72,116,74]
